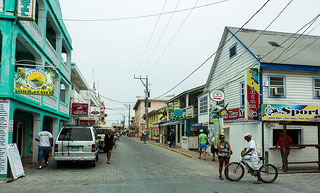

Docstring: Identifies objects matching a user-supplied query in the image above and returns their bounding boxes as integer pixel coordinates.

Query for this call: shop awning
[161,120,183,126]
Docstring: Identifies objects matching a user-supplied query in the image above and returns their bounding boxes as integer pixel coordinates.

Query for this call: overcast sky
[59,0,320,125]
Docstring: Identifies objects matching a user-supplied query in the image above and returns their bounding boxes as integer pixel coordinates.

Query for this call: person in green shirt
[198,129,208,160]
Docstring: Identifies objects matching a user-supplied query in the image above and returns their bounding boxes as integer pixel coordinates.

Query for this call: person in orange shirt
[274,132,292,170]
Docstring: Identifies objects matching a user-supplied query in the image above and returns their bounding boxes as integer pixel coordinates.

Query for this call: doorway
[13,121,27,157]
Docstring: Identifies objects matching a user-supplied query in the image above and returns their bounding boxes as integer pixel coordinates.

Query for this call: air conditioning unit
[315,89,320,97]
[270,87,284,96]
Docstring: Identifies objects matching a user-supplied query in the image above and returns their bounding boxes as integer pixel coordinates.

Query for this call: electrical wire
[58,0,229,22]
[154,0,271,99]
[146,0,200,76]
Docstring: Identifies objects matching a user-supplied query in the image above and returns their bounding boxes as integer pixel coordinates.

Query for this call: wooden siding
[262,69,320,105]
[207,32,259,109]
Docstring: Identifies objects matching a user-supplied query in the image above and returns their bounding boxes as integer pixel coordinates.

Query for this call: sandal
[219,176,224,180]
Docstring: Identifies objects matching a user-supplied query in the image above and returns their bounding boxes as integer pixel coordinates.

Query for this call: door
[13,121,26,157]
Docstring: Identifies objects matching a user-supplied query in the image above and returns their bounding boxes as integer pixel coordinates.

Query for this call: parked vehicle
[54,125,99,167]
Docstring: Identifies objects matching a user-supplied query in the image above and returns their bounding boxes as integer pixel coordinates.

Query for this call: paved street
[1,137,320,193]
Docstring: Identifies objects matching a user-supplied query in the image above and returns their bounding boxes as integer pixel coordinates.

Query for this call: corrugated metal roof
[227,27,320,66]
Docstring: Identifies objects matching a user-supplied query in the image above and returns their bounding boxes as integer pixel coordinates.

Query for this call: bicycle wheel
[225,162,244,181]
[259,164,278,183]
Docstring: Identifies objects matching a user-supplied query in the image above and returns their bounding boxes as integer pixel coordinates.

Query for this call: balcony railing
[43,96,58,109]
[60,101,69,115]
[71,90,86,103]
[61,62,70,79]
[0,1,4,12]
[20,21,44,47]
[45,39,60,66]
[20,94,41,103]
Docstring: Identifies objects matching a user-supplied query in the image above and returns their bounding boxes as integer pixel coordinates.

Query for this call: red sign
[72,103,88,116]
[223,108,245,122]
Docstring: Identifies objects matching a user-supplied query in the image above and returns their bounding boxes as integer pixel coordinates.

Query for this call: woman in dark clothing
[217,134,231,180]
[104,129,116,164]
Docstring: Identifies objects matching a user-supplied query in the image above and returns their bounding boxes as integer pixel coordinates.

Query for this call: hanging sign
[246,68,259,120]
[15,67,55,96]
[72,103,88,116]
[223,108,245,122]
[90,107,100,117]
[209,90,224,102]
[262,104,320,122]
[0,99,10,175]
[6,144,25,179]
[16,0,36,21]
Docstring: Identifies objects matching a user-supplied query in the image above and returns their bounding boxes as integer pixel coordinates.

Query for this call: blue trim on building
[186,120,190,137]
[267,75,286,98]
[260,68,264,162]
[261,63,320,72]
[240,81,245,108]
[225,27,261,63]
[312,77,320,99]
[229,42,237,59]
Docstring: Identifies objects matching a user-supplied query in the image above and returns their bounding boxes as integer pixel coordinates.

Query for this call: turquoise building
[0,0,72,177]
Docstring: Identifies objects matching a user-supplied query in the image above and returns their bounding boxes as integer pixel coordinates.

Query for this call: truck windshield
[58,128,93,141]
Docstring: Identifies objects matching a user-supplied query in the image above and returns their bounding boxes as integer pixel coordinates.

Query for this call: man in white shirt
[36,128,53,169]
[242,133,261,184]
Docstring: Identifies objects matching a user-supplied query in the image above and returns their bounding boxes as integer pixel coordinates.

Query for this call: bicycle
[224,156,278,183]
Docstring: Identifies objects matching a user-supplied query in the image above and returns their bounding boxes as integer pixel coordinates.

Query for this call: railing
[20,94,41,103]
[60,101,69,115]
[61,62,70,79]
[0,1,4,12]
[20,21,44,47]
[45,39,60,66]
[72,90,86,103]
[43,96,58,109]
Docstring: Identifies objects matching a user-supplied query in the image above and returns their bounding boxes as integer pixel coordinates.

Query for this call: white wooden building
[199,26,320,169]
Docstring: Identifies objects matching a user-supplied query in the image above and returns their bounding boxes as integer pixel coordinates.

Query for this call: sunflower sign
[15,67,55,96]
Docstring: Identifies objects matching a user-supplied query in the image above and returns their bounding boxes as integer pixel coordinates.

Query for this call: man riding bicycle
[242,133,262,184]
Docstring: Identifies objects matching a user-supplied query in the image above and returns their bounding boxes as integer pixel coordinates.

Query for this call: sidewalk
[147,139,219,168]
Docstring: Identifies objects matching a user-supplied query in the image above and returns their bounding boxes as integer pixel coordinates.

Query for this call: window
[272,129,301,146]
[313,78,320,98]
[199,96,208,114]
[58,128,93,141]
[144,102,151,108]
[269,75,286,97]
[240,81,245,107]
[229,43,237,59]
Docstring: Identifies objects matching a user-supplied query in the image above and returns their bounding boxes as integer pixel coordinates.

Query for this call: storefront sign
[0,99,10,175]
[90,107,100,116]
[6,144,25,179]
[223,108,245,122]
[246,68,259,120]
[15,68,55,96]
[185,106,194,119]
[72,103,88,116]
[262,104,320,122]
[209,90,225,102]
[16,0,36,21]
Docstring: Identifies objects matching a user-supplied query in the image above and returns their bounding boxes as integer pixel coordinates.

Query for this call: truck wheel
[56,161,62,168]
[91,160,96,167]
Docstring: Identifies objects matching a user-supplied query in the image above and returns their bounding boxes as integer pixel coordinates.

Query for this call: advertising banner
[262,104,320,122]
[16,0,36,21]
[246,68,259,121]
[0,99,10,175]
[6,144,25,179]
[90,106,100,117]
[72,103,88,116]
[223,108,245,122]
[213,118,223,146]
[15,68,55,96]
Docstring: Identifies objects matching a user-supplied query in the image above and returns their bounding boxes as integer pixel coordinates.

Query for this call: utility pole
[128,104,131,130]
[134,75,150,134]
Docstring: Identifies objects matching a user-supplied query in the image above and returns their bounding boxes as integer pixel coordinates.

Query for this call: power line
[154,0,271,99]
[91,90,135,104]
[146,0,200,76]
[58,0,229,22]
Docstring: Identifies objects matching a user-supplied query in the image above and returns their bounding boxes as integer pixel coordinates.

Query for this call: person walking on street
[104,129,116,164]
[274,132,292,170]
[217,134,231,180]
[210,134,216,161]
[198,129,207,160]
[242,133,261,184]
[169,129,175,148]
[36,127,53,169]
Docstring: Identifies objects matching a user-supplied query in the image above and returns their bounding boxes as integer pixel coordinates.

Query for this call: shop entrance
[13,121,27,157]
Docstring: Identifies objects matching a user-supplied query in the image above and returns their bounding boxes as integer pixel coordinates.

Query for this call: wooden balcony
[20,21,44,47]
[61,62,70,79]
[45,39,60,66]
[43,96,58,110]
[60,101,69,115]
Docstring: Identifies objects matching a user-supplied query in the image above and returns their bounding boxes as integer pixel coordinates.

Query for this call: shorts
[38,146,50,161]
[200,143,207,149]
[250,156,259,170]
[211,145,216,153]
[105,146,113,152]
[218,156,229,160]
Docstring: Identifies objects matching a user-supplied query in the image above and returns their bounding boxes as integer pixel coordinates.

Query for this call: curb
[152,143,193,158]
